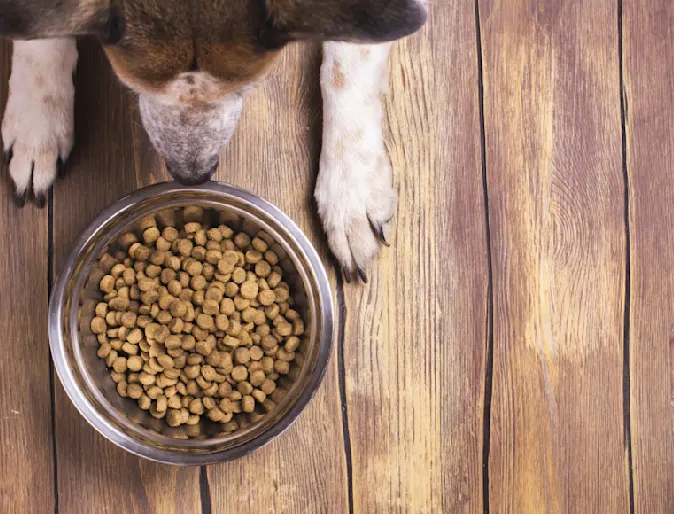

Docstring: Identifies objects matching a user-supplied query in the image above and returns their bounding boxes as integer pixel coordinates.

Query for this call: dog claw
[56,157,65,178]
[342,266,352,284]
[35,193,46,209]
[357,266,368,283]
[370,219,390,247]
[12,184,26,208]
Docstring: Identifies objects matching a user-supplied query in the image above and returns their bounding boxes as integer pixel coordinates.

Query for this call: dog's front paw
[315,150,396,283]
[2,39,77,207]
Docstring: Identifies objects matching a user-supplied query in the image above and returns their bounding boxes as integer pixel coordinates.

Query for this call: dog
[0,0,427,282]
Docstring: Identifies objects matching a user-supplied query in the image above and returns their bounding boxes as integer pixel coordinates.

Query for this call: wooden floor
[2,1,674,512]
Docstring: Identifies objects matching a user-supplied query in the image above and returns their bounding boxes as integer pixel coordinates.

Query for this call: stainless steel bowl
[49,182,334,465]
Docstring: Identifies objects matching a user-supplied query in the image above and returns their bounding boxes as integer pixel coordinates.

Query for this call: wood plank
[0,40,56,514]
[342,1,489,511]
[480,0,630,511]
[52,39,201,513]
[623,2,674,511]
[206,42,350,513]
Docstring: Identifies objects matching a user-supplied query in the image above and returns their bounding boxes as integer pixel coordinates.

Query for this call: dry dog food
[90,207,306,435]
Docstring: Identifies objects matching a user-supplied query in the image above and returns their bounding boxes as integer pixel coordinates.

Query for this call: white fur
[2,38,77,195]
[316,42,395,276]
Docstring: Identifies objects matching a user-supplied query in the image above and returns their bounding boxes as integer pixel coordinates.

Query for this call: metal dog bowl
[48,182,334,465]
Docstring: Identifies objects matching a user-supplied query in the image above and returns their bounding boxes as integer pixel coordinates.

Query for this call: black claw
[35,193,46,208]
[342,266,352,284]
[56,157,65,178]
[3,147,12,166]
[12,184,26,208]
[370,219,391,247]
[357,266,368,283]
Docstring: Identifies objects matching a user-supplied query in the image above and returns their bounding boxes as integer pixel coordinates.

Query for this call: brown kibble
[231,366,248,382]
[188,398,204,415]
[91,317,107,335]
[112,357,128,373]
[234,347,250,364]
[94,209,306,438]
[196,339,215,356]
[260,378,276,395]
[176,239,193,257]
[202,299,219,316]
[100,275,115,293]
[196,313,214,331]
[215,314,229,331]
[138,394,152,410]
[166,409,183,427]
[163,226,179,242]
[242,395,255,413]
[127,356,143,371]
[157,354,174,369]
[276,321,293,338]
[274,360,290,375]
[109,297,129,312]
[234,232,251,249]
[285,336,300,352]
[170,299,188,318]
[231,267,246,284]
[249,345,264,361]
[251,237,268,253]
[240,281,259,300]
[220,298,235,316]
[258,289,276,306]
[127,383,143,399]
[190,275,207,290]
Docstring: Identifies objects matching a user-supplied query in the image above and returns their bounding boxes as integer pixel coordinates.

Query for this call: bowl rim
[48,181,335,465]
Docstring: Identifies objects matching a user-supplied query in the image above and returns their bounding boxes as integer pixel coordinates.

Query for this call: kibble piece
[231,267,246,284]
[183,206,204,222]
[234,347,250,365]
[100,275,116,294]
[231,366,248,382]
[237,380,253,395]
[157,354,174,369]
[109,297,130,312]
[163,226,179,242]
[112,357,128,373]
[166,409,183,427]
[258,289,276,307]
[127,383,143,399]
[138,394,152,410]
[196,314,214,331]
[196,339,214,356]
[176,239,194,257]
[240,281,259,300]
[91,317,107,335]
[127,356,143,372]
[191,275,207,290]
[97,343,112,359]
[188,398,204,415]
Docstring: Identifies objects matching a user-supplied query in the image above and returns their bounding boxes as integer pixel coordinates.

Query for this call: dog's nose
[166,162,218,186]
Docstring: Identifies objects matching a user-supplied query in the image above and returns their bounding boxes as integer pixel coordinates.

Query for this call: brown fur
[1,0,425,97]
[0,0,425,182]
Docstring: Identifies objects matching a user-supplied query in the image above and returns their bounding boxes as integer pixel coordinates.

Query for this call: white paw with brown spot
[2,38,77,203]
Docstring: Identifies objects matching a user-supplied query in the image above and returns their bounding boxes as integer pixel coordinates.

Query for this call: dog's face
[1,0,427,184]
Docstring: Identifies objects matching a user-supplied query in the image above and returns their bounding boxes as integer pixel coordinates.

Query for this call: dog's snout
[166,160,218,186]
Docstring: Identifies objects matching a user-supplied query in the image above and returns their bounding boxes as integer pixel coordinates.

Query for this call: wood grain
[342,0,489,511]
[623,1,674,511]
[206,42,350,514]
[480,0,630,511]
[0,40,56,514]
[51,39,201,514]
